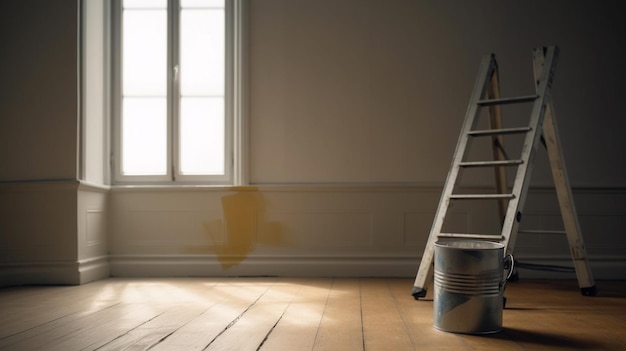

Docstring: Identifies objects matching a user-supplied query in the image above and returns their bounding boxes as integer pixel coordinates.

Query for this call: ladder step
[518,229,567,235]
[459,160,523,168]
[438,233,504,240]
[477,95,538,106]
[467,127,532,136]
[450,194,515,200]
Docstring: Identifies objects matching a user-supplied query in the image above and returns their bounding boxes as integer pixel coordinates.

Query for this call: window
[112,0,243,184]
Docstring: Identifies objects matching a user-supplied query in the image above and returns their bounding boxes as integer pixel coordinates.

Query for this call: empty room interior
[1,0,625,350]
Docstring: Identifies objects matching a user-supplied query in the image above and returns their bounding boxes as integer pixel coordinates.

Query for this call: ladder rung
[467,127,532,136]
[459,160,523,168]
[450,194,515,200]
[518,229,567,235]
[477,95,538,106]
[438,233,504,240]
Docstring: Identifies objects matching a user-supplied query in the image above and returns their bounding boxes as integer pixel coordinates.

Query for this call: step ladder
[412,46,596,299]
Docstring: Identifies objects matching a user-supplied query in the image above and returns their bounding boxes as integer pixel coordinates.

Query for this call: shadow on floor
[482,327,605,350]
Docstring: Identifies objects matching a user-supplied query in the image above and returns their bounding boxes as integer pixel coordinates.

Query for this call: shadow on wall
[187,188,290,269]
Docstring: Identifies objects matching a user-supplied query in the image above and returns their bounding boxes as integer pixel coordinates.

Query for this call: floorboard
[312,279,364,351]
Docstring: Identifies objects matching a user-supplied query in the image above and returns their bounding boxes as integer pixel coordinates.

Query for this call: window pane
[180,8,224,96]
[123,8,166,96]
[124,0,166,9]
[179,97,224,175]
[122,98,167,175]
[181,0,224,8]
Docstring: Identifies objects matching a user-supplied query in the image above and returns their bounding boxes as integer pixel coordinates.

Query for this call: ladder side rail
[487,67,509,223]
[533,48,595,292]
[412,54,497,298]
[542,105,594,289]
[500,46,559,254]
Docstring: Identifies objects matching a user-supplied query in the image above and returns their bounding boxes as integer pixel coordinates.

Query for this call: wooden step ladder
[412,46,596,299]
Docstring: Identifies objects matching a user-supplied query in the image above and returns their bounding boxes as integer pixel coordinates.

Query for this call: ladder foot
[412,287,427,300]
[581,285,597,297]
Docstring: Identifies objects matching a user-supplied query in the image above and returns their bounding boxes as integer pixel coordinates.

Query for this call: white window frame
[111,0,246,185]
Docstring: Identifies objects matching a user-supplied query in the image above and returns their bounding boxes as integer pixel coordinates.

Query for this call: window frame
[111,0,245,185]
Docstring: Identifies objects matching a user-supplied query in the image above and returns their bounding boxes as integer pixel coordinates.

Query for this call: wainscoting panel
[264,211,373,248]
[78,183,110,283]
[108,186,626,279]
[86,210,105,246]
[403,211,435,248]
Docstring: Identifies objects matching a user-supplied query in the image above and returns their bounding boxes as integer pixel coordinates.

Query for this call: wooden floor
[1,278,625,350]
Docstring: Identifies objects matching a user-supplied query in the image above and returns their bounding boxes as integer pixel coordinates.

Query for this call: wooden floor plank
[312,278,364,351]
[259,278,332,351]
[386,279,467,351]
[360,279,415,351]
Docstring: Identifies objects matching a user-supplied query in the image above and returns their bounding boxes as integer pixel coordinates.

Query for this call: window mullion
[169,0,181,181]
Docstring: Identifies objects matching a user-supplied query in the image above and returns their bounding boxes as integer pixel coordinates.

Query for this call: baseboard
[511,255,626,281]
[4,254,620,286]
[109,254,419,278]
[78,256,110,284]
[0,256,110,287]
[0,261,80,287]
[108,254,626,280]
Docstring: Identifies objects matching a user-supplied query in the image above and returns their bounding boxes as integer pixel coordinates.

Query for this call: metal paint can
[433,240,514,334]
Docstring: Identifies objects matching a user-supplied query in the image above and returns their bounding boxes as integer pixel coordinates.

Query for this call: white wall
[0,181,79,285]
[0,0,81,286]
[0,0,79,182]
[1,0,625,285]
[248,0,626,186]
[109,0,626,280]
[81,0,109,185]
[0,0,110,286]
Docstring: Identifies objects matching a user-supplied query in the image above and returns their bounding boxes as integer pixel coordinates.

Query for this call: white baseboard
[109,254,419,278]
[3,254,622,286]
[108,254,626,280]
[511,255,626,281]
[0,256,110,287]
[78,256,110,284]
[0,261,80,286]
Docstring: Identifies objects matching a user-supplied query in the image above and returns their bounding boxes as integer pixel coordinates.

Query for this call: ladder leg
[412,244,434,299]
[412,54,497,299]
[542,105,596,295]
[499,47,560,256]
[533,47,596,296]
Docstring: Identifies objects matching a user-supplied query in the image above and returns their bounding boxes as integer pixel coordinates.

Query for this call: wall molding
[108,254,626,280]
[109,254,418,278]
[0,261,80,287]
[0,256,109,287]
[4,253,621,287]
[78,255,110,284]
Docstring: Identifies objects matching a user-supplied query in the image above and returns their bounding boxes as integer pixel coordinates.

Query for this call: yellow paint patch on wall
[186,188,289,269]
